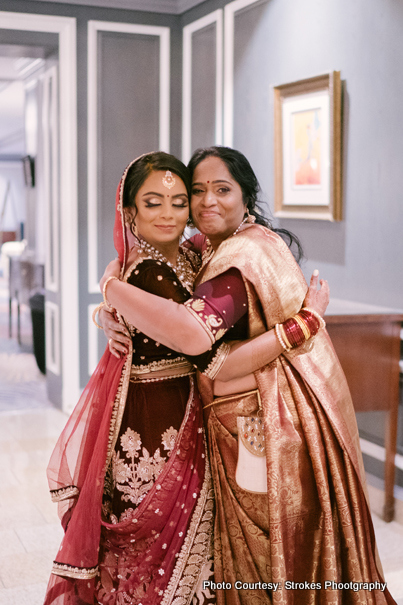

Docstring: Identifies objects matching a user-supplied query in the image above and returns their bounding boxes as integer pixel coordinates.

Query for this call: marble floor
[0,277,403,604]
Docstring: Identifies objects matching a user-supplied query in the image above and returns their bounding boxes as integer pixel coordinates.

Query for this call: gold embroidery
[111,426,178,507]
[187,298,205,312]
[161,453,214,605]
[52,562,98,580]
[203,342,231,380]
[50,485,79,502]
[205,315,223,330]
[214,328,226,341]
[183,302,215,345]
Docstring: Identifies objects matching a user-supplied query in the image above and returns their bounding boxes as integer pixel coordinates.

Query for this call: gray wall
[184,0,403,311]
[1,0,183,390]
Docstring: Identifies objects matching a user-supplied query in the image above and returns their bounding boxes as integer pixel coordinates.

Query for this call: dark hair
[188,146,303,262]
[123,152,191,209]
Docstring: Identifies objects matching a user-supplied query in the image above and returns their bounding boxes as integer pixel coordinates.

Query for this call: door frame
[1,11,79,411]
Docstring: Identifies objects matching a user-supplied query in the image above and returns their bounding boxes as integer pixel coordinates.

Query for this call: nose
[160,201,174,220]
[201,188,216,207]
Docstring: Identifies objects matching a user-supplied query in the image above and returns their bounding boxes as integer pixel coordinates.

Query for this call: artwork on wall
[274,71,342,221]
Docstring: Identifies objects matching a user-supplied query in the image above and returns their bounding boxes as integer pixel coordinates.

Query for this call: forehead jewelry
[162,170,176,189]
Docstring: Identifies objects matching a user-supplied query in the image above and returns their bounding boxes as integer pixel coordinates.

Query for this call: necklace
[137,238,195,293]
[201,214,249,271]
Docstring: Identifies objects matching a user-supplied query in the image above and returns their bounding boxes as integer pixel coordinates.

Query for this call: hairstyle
[123,152,191,210]
[187,146,303,262]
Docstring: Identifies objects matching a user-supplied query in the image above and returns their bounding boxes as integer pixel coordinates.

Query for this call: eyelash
[144,201,188,208]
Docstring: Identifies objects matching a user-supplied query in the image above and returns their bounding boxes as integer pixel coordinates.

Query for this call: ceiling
[25,0,208,14]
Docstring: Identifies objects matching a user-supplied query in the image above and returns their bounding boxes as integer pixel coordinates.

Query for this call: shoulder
[125,258,175,285]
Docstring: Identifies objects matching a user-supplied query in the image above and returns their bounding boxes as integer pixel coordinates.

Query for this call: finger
[108,339,121,359]
[309,269,319,290]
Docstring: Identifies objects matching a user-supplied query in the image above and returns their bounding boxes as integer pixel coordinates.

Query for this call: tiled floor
[0,277,403,604]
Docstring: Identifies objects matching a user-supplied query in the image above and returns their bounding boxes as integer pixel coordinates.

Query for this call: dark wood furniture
[326,300,403,522]
[8,256,45,344]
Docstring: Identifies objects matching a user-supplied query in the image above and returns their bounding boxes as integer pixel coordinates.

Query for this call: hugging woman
[102,147,395,605]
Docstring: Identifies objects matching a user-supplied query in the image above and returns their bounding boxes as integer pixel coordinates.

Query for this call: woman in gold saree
[101,146,395,605]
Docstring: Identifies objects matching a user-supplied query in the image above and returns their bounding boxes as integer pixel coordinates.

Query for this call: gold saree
[197,225,395,605]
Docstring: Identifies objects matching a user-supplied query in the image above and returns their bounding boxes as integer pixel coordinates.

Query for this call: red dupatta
[44,157,143,604]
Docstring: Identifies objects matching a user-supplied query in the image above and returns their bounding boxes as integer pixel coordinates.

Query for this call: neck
[139,235,180,265]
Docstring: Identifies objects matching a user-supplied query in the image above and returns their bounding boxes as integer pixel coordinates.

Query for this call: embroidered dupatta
[197,224,395,605]
[44,159,212,605]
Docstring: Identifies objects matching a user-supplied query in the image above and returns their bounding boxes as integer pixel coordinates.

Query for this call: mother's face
[190,156,246,243]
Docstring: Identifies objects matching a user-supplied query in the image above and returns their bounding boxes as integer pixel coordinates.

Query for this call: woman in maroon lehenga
[45,153,220,605]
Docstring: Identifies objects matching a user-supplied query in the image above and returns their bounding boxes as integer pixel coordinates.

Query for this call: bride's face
[128,170,189,248]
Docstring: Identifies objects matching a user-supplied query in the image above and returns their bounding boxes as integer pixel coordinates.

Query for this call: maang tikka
[162,170,176,189]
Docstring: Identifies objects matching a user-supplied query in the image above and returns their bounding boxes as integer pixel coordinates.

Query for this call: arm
[214,271,329,382]
[100,261,248,356]
[100,261,211,355]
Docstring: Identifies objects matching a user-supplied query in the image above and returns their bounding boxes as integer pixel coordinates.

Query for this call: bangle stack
[103,276,119,310]
[275,307,325,352]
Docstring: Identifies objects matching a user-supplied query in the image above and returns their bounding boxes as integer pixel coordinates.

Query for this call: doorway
[0,11,79,411]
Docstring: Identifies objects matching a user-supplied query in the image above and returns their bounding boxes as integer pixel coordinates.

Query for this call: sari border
[52,561,98,580]
[161,451,214,605]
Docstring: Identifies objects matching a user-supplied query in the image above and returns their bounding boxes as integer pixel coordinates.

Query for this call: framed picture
[274,71,342,221]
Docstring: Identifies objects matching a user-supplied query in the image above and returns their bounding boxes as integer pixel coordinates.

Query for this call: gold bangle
[92,302,105,329]
[103,276,119,310]
[302,307,326,330]
[275,323,290,351]
[294,314,311,341]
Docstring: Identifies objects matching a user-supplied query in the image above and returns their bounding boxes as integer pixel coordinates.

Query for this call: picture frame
[273,71,342,221]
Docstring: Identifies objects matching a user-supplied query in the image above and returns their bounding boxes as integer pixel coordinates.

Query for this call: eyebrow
[192,180,231,186]
[141,191,188,199]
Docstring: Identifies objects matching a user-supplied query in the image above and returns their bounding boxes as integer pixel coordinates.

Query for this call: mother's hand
[304,270,330,318]
[100,306,131,359]
[99,259,121,293]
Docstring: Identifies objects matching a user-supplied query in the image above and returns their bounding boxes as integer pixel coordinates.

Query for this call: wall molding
[182,9,223,164]
[223,0,265,147]
[87,20,170,293]
[45,300,61,376]
[88,304,101,376]
[0,11,79,411]
[42,65,59,293]
[26,0,207,15]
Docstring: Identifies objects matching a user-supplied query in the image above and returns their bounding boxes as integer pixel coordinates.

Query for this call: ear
[124,207,135,225]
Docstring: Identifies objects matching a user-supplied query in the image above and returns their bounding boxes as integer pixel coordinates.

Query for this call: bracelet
[275,323,290,351]
[302,307,326,330]
[275,307,325,352]
[92,302,105,330]
[103,276,119,310]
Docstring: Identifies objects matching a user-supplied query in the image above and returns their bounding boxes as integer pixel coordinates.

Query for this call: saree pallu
[197,224,395,605]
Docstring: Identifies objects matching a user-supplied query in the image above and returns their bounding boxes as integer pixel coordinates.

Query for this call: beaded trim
[203,342,231,380]
[52,561,98,580]
[130,370,195,384]
[50,485,79,502]
[137,237,195,294]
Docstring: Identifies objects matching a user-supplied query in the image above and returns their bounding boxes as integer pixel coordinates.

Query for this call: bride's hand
[100,259,121,293]
[100,306,131,358]
[304,270,329,317]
